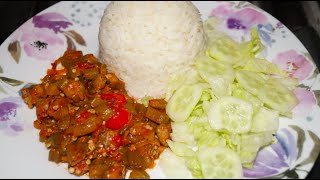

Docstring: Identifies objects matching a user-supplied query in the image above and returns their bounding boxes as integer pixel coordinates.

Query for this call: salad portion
[159,17,299,179]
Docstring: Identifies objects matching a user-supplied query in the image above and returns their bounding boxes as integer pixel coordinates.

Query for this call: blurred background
[0,1,319,178]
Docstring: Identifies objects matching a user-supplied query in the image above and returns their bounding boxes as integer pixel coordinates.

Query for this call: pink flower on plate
[20,26,65,61]
[272,50,315,81]
[0,97,24,136]
[210,3,268,41]
[8,12,73,62]
[292,88,317,118]
[32,12,72,33]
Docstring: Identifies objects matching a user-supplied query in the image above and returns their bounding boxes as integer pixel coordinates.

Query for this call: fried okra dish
[21,50,172,179]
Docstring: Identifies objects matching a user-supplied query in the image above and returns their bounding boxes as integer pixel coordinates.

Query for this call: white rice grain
[99,1,206,99]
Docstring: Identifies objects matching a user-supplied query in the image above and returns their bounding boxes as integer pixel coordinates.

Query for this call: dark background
[0,1,320,179]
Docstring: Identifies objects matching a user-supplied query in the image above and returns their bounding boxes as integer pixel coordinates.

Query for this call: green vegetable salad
[159,17,299,179]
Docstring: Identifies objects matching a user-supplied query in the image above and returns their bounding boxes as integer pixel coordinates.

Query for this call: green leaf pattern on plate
[298,131,320,167]
[0,77,24,86]
[7,41,21,64]
[289,125,306,161]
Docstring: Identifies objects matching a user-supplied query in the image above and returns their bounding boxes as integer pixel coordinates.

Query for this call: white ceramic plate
[1,1,320,179]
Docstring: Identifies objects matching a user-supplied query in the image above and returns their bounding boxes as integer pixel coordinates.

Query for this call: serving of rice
[99,1,206,99]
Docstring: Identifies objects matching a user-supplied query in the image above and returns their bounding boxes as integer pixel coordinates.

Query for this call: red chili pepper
[101,93,126,108]
[75,62,93,69]
[76,111,91,123]
[105,109,130,130]
[111,135,125,147]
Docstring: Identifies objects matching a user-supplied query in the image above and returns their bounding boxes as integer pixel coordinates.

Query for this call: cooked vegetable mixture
[21,50,172,179]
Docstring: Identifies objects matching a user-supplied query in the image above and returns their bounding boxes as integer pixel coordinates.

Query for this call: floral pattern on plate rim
[7,12,86,64]
[0,1,319,179]
[1,12,88,135]
[244,125,320,178]
[210,1,287,46]
[0,97,25,136]
[1,11,87,116]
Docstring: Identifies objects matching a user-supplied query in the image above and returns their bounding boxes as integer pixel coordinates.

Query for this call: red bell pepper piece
[105,109,130,130]
[101,93,126,108]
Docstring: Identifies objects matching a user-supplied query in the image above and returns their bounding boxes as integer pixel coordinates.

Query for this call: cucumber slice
[209,77,233,98]
[208,96,253,133]
[242,58,288,77]
[251,107,279,133]
[258,78,298,115]
[232,83,263,114]
[195,54,235,97]
[166,84,203,122]
[159,149,193,179]
[167,140,196,157]
[235,70,266,96]
[207,37,242,65]
[198,147,243,179]
[272,77,299,90]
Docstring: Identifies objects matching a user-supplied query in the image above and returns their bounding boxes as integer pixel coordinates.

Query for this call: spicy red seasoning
[21,50,172,179]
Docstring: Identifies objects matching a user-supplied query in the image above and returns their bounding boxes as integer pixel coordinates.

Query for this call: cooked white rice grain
[99,1,206,99]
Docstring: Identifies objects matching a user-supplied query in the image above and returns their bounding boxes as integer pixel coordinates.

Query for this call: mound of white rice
[99,1,206,99]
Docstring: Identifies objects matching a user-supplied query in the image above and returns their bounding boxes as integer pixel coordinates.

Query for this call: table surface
[0,1,319,179]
